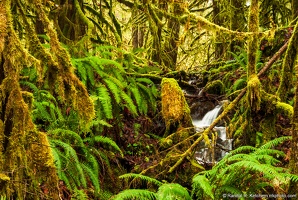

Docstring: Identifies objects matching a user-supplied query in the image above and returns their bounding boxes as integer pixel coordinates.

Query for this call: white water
[193,105,222,127]
[193,104,233,164]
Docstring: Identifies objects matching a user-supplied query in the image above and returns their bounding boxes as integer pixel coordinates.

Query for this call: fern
[49,129,104,196]
[97,86,113,119]
[115,174,192,200]
[113,189,157,200]
[192,175,214,199]
[121,92,138,116]
[84,135,123,157]
[103,78,122,104]
[81,162,100,194]
[192,137,297,199]
[50,139,87,188]
[157,183,191,200]
[72,189,88,200]
[119,173,163,187]
[129,84,146,114]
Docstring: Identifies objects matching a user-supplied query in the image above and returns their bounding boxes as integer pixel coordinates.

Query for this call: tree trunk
[276,21,298,102]
[164,1,182,70]
[292,0,298,21]
[288,21,298,193]
[213,0,225,60]
[229,0,245,53]
[245,0,261,146]
[132,10,145,49]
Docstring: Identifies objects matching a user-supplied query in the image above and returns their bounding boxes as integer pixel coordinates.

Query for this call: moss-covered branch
[276,21,298,101]
[117,0,275,41]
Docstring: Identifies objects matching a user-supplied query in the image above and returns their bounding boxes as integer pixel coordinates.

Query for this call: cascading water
[193,104,233,164]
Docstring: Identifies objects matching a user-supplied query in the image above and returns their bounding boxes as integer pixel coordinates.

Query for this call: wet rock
[190,101,215,120]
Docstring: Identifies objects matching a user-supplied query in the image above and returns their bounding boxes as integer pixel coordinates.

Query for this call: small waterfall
[193,104,233,164]
[193,105,222,127]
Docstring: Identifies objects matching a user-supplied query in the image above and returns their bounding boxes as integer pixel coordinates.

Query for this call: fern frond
[72,189,88,200]
[258,136,291,150]
[73,59,87,85]
[49,128,84,146]
[129,84,146,115]
[192,174,214,199]
[97,86,113,119]
[215,185,243,199]
[50,139,87,188]
[137,82,156,112]
[156,183,191,200]
[84,135,123,156]
[227,146,257,156]
[232,78,246,91]
[91,119,113,127]
[136,77,154,85]
[113,189,156,200]
[119,173,162,187]
[120,92,138,116]
[90,146,111,168]
[81,162,100,194]
[253,148,286,158]
[86,64,96,86]
[104,78,122,104]
[33,102,52,121]
[19,81,39,94]
[51,147,62,177]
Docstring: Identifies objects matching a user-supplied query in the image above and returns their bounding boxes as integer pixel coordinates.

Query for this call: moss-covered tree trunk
[0,1,59,198]
[276,22,298,102]
[288,22,298,194]
[245,0,261,145]
[292,0,298,20]
[229,0,245,53]
[164,1,182,70]
[213,0,225,60]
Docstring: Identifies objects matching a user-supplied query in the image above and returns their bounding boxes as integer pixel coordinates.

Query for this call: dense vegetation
[0,0,298,199]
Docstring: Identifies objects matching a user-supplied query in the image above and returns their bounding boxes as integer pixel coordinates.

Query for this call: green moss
[205,80,225,95]
[259,116,276,144]
[161,78,193,136]
[276,102,293,118]
[247,74,261,111]
[277,21,298,101]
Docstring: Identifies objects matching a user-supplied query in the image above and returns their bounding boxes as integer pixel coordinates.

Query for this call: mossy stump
[161,78,193,136]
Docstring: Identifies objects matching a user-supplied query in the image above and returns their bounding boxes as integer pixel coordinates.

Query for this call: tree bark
[288,23,298,194]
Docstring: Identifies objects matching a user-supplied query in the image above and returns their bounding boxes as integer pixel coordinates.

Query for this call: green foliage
[114,174,190,200]
[119,173,163,187]
[72,189,89,200]
[72,46,159,119]
[157,184,191,200]
[49,129,123,195]
[192,136,298,199]
[113,189,157,200]
[84,135,123,157]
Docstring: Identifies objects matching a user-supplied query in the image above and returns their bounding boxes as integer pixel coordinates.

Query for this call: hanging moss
[34,0,95,127]
[0,1,59,198]
[247,74,261,111]
[161,78,193,136]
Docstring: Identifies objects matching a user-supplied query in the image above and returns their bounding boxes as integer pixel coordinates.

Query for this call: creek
[192,104,233,164]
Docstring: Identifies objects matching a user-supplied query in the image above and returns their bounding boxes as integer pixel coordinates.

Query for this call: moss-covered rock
[205,80,225,95]
[161,78,193,136]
